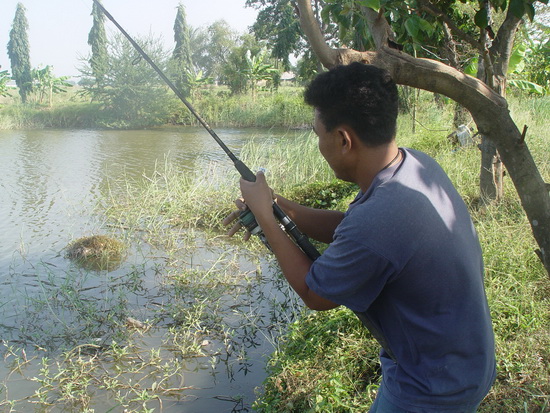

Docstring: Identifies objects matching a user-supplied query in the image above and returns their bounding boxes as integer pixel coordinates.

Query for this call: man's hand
[223,171,277,240]
[223,198,252,241]
[239,171,275,220]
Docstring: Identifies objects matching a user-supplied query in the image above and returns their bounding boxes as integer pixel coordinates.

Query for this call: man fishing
[224,62,496,412]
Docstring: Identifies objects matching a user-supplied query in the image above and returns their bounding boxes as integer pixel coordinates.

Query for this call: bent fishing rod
[92,0,321,261]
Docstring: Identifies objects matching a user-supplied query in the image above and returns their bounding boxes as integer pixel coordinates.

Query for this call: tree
[222,33,271,94]
[81,33,175,128]
[88,0,109,91]
[294,0,550,273]
[189,20,239,82]
[7,3,32,103]
[246,0,331,77]
[171,3,194,96]
[246,0,303,69]
[30,65,72,107]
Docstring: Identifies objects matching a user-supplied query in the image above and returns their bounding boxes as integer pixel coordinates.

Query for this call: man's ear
[336,126,355,154]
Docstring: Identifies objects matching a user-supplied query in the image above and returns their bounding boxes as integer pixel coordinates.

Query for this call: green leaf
[508,79,545,95]
[404,17,420,39]
[474,8,489,28]
[509,0,525,19]
[464,57,478,76]
[417,17,435,36]
[358,0,381,12]
[508,44,526,74]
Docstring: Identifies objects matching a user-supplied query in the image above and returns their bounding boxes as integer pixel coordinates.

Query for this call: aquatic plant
[65,234,126,271]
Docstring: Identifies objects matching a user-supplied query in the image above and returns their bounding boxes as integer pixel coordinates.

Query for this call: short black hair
[304,62,398,146]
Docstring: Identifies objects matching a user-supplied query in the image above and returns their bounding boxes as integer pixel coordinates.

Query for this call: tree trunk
[295,0,550,274]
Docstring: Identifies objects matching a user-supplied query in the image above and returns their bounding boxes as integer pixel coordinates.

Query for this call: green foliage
[88,0,109,90]
[185,69,213,99]
[508,78,546,94]
[0,100,104,129]
[321,0,376,51]
[246,0,302,69]
[82,33,177,128]
[190,20,238,82]
[221,34,279,95]
[507,36,548,94]
[254,308,380,412]
[241,48,279,95]
[172,86,312,127]
[286,180,358,210]
[7,3,32,103]
[512,10,550,93]
[171,3,194,96]
[30,65,72,107]
[0,70,12,98]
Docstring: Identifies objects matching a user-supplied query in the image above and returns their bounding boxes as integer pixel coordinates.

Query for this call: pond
[0,127,308,412]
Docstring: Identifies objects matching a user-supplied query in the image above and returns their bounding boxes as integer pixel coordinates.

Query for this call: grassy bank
[0,86,312,129]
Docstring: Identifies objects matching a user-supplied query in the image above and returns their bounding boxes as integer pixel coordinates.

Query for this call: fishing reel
[238,208,272,251]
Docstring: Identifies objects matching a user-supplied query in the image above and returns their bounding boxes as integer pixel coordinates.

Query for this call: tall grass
[173,86,313,128]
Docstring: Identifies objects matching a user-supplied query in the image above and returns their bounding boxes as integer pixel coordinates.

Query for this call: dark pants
[369,384,480,413]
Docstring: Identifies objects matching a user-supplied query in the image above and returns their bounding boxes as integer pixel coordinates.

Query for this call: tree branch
[418,0,484,52]
[490,6,523,76]
[295,0,339,67]
[358,6,393,49]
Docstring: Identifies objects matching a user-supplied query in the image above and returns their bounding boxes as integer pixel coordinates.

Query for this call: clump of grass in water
[65,234,126,271]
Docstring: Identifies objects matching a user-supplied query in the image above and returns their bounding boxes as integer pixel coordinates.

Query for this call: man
[225,62,495,412]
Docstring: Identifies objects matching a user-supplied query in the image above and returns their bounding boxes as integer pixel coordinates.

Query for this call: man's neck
[354,142,400,192]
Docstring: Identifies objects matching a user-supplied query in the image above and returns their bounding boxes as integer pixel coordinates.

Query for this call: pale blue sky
[1,0,258,78]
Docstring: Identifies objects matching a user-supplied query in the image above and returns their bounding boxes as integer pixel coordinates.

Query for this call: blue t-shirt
[306,148,496,411]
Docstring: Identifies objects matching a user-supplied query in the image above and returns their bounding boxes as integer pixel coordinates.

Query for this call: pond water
[0,127,307,412]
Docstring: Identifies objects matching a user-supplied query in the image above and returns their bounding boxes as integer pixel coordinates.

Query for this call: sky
[0,0,259,78]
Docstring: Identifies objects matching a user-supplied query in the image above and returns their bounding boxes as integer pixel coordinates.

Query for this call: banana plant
[31,65,72,106]
[241,48,278,98]
[0,70,12,98]
[184,69,212,99]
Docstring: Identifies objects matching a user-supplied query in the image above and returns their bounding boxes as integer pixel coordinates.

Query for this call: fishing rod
[92,0,321,261]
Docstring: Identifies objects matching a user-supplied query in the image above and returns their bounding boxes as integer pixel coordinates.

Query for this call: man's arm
[274,195,344,244]
[239,172,339,311]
